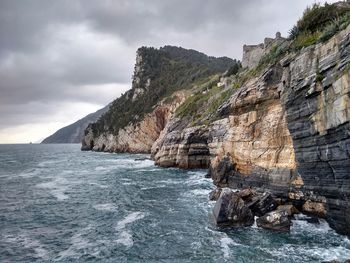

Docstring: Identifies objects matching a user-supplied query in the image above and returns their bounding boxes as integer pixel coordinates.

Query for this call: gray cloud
[0,0,337,142]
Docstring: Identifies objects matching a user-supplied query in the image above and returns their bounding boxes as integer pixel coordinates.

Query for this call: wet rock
[209,188,222,201]
[302,200,327,218]
[237,188,256,201]
[276,205,299,217]
[256,210,292,232]
[210,156,234,186]
[81,145,91,151]
[213,189,254,227]
[249,192,277,217]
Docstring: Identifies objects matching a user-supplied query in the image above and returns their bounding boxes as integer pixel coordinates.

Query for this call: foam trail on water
[115,231,134,248]
[116,212,146,230]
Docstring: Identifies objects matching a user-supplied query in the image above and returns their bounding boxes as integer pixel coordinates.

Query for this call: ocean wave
[115,212,146,230]
[36,178,70,201]
[220,236,236,259]
[115,231,134,248]
[4,234,49,260]
[93,203,118,212]
[57,225,95,260]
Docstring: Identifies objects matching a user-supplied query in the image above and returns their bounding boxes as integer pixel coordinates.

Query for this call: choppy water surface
[0,144,349,262]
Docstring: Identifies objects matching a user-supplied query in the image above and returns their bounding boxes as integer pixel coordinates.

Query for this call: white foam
[58,225,93,259]
[220,236,235,258]
[292,215,332,234]
[5,234,49,260]
[95,166,109,171]
[189,189,212,196]
[18,169,40,178]
[140,185,166,190]
[36,178,69,201]
[265,244,350,262]
[251,216,258,229]
[93,203,117,212]
[115,231,134,248]
[116,212,146,230]
[37,160,60,167]
[89,182,108,188]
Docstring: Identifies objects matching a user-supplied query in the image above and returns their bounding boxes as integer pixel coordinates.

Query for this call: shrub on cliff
[289,2,350,49]
[292,2,350,37]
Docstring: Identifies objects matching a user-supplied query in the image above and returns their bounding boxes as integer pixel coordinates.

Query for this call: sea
[0,144,349,262]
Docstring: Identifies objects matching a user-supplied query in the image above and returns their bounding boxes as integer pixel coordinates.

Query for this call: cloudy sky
[0,0,338,143]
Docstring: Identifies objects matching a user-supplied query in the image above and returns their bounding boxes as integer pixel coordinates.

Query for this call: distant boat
[29,142,32,144]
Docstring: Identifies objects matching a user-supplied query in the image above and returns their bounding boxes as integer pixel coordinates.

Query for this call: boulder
[237,188,256,201]
[302,200,326,218]
[256,210,292,232]
[213,189,254,227]
[209,188,222,201]
[276,204,299,217]
[249,192,277,217]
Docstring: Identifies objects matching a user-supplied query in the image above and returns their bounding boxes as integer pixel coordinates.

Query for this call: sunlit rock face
[82,91,187,153]
[153,25,350,235]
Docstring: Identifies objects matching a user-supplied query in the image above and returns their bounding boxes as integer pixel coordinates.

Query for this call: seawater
[0,144,349,263]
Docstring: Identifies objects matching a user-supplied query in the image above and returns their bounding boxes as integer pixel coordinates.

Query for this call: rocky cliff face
[82,21,350,235]
[280,26,350,234]
[82,91,187,152]
[152,25,350,235]
[81,46,237,152]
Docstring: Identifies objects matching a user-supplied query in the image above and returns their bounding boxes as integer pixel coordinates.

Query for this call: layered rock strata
[153,26,350,235]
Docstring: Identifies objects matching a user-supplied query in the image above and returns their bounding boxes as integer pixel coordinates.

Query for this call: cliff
[81,46,238,152]
[153,24,350,234]
[41,104,110,143]
[82,3,350,235]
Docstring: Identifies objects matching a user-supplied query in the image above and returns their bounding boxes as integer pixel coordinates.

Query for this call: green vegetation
[289,2,350,50]
[89,46,239,136]
[246,2,350,78]
[175,72,242,125]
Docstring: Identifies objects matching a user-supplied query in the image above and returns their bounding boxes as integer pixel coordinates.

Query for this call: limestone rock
[276,205,299,217]
[256,210,292,232]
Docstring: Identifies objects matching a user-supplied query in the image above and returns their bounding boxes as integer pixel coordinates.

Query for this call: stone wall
[242,32,286,69]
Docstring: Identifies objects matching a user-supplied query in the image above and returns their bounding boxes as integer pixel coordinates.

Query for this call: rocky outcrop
[82,45,238,153]
[82,92,187,152]
[213,189,254,226]
[152,122,211,168]
[212,188,294,232]
[154,65,297,195]
[256,210,292,232]
[153,25,350,235]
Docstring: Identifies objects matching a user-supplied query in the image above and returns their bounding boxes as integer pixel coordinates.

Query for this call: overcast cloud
[0,0,338,143]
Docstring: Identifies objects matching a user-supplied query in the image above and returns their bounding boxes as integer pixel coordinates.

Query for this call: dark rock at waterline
[81,145,91,151]
[237,188,256,202]
[256,210,292,232]
[210,156,234,186]
[248,192,277,217]
[213,189,254,226]
[134,157,151,161]
[209,188,222,201]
